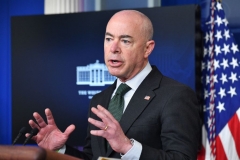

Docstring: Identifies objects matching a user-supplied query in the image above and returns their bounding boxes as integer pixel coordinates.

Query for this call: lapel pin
[144,96,150,100]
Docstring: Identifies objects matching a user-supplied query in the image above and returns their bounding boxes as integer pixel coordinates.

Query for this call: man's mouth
[112,60,119,63]
[109,59,122,66]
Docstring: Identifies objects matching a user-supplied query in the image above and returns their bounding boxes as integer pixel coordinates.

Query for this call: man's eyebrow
[105,32,113,37]
[105,32,133,39]
[120,35,133,39]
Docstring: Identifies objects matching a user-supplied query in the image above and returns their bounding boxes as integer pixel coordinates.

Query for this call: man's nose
[110,41,120,53]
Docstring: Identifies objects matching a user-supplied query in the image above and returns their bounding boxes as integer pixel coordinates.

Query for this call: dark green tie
[108,83,131,121]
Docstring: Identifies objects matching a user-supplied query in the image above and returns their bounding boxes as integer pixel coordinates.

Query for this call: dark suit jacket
[65,66,201,160]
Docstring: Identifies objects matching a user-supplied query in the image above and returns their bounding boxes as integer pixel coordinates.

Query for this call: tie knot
[116,83,131,96]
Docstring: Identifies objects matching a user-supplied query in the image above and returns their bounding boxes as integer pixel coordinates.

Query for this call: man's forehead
[106,20,139,33]
[107,12,142,28]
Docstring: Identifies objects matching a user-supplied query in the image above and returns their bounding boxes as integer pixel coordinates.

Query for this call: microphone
[12,127,28,145]
[23,128,39,146]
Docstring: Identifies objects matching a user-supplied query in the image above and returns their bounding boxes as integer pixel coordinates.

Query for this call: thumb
[25,133,37,141]
[63,124,75,137]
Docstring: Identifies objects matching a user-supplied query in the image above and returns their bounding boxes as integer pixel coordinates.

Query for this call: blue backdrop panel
[0,0,43,145]
[0,0,11,145]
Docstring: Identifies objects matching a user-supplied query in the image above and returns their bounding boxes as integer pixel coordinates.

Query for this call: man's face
[104,14,150,82]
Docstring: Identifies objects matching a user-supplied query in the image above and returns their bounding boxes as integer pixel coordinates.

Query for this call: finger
[90,129,106,136]
[29,119,40,130]
[88,117,107,131]
[63,124,75,137]
[25,133,30,138]
[33,112,47,128]
[91,107,111,125]
[97,105,118,123]
[45,108,56,126]
[31,136,37,142]
[25,133,37,141]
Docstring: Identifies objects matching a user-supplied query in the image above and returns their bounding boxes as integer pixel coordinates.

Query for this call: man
[28,10,201,160]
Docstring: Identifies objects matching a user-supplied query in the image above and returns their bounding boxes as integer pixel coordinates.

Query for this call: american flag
[198,1,240,160]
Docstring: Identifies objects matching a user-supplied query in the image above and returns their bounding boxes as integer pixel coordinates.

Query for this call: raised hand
[88,105,132,154]
[27,108,75,151]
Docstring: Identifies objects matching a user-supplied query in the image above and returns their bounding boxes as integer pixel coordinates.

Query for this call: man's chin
[108,69,121,76]
[109,72,120,77]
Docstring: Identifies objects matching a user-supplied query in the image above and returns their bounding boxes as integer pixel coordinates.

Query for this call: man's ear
[144,40,155,58]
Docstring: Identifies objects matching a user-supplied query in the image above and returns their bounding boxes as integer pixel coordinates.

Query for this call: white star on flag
[216,101,225,113]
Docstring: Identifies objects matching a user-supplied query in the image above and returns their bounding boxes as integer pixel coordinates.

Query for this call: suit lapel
[120,66,162,134]
[120,90,156,133]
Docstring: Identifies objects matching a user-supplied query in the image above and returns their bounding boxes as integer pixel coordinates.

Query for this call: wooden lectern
[0,145,82,160]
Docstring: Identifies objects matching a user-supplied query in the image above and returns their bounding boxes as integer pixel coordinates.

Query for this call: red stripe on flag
[228,113,240,157]
[216,136,228,160]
